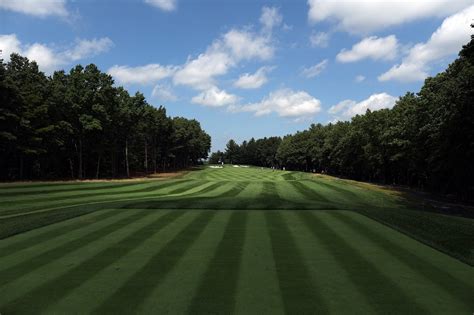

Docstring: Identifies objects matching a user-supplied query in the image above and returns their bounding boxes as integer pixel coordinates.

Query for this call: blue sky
[1,0,473,151]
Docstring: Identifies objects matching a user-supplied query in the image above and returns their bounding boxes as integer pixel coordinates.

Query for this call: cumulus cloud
[307,0,472,34]
[337,35,398,63]
[191,87,238,107]
[310,31,329,48]
[108,64,176,85]
[0,34,113,73]
[173,28,274,90]
[379,5,474,82]
[144,0,176,11]
[0,0,68,17]
[260,6,282,33]
[151,84,177,101]
[355,75,366,82]
[234,66,273,89]
[64,38,114,61]
[328,93,397,121]
[301,59,328,78]
[238,89,321,118]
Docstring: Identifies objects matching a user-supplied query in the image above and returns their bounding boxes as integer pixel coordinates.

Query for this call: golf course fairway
[0,166,473,314]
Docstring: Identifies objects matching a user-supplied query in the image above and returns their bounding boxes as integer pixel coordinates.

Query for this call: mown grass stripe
[188,211,248,314]
[291,180,330,203]
[0,180,191,216]
[296,211,428,314]
[264,211,328,314]
[332,211,474,310]
[0,209,118,258]
[93,210,216,314]
[0,210,150,286]
[1,210,186,314]
[0,181,143,198]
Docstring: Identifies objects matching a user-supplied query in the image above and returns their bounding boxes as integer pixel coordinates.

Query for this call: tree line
[0,54,211,180]
[214,35,474,199]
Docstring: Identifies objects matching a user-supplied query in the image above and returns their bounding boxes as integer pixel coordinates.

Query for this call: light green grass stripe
[265,210,329,313]
[138,211,231,314]
[45,210,197,314]
[331,211,474,312]
[283,210,374,314]
[296,211,428,314]
[0,209,133,273]
[235,211,284,314]
[187,210,248,314]
[0,209,119,258]
[93,210,217,314]
[0,209,158,308]
[3,210,186,314]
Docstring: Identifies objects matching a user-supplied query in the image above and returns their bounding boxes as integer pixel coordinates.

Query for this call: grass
[0,166,473,314]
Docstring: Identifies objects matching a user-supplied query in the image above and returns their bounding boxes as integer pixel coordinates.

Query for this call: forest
[211,35,474,199]
[0,54,211,180]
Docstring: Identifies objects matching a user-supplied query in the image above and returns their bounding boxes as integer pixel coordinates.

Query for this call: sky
[1,0,473,151]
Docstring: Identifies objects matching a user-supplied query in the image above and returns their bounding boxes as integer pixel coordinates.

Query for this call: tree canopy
[0,54,211,180]
[217,35,474,199]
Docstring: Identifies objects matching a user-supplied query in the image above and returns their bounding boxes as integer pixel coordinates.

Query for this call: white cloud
[260,6,282,33]
[152,84,177,101]
[328,92,397,120]
[64,38,114,61]
[0,34,113,73]
[337,35,398,63]
[108,64,176,85]
[307,0,473,34]
[238,89,322,118]
[0,0,68,17]
[234,66,273,89]
[173,28,274,90]
[310,31,329,48]
[173,51,234,90]
[301,59,328,78]
[379,5,474,82]
[144,0,176,11]
[191,87,238,107]
[223,29,274,61]
[355,75,366,82]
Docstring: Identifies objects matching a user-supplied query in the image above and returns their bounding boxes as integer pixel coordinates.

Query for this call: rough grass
[0,166,473,314]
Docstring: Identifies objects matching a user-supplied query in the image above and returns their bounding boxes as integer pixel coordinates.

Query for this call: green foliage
[213,36,474,199]
[0,54,211,179]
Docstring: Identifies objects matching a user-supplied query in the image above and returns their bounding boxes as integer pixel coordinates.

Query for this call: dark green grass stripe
[0,182,143,197]
[332,212,474,309]
[93,210,216,314]
[0,204,111,240]
[188,211,248,314]
[0,180,192,216]
[0,209,119,258]
[218,181,249,198]
[265,211,328,314]
[290,181,330,203]
[165,180,206,195]
[315,180,365,202]
[296,211,428,314]
[0,210,151,286]
[1,211,186,314]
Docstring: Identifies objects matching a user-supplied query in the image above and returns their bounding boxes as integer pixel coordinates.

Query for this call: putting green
[0,166,473,314]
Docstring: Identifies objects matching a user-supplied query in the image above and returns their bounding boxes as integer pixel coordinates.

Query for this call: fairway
[0,166,473,314]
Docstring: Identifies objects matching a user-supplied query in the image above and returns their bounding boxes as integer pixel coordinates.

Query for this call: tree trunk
[96,153,101,179]
[19,155,24,180]
[78,138,83,179]
[125,139,130,178]
[69,158,74,179]
[144,138,148,174]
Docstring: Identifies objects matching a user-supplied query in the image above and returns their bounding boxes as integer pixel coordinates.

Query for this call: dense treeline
[216,36,474,199]
[0,54,211,180]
